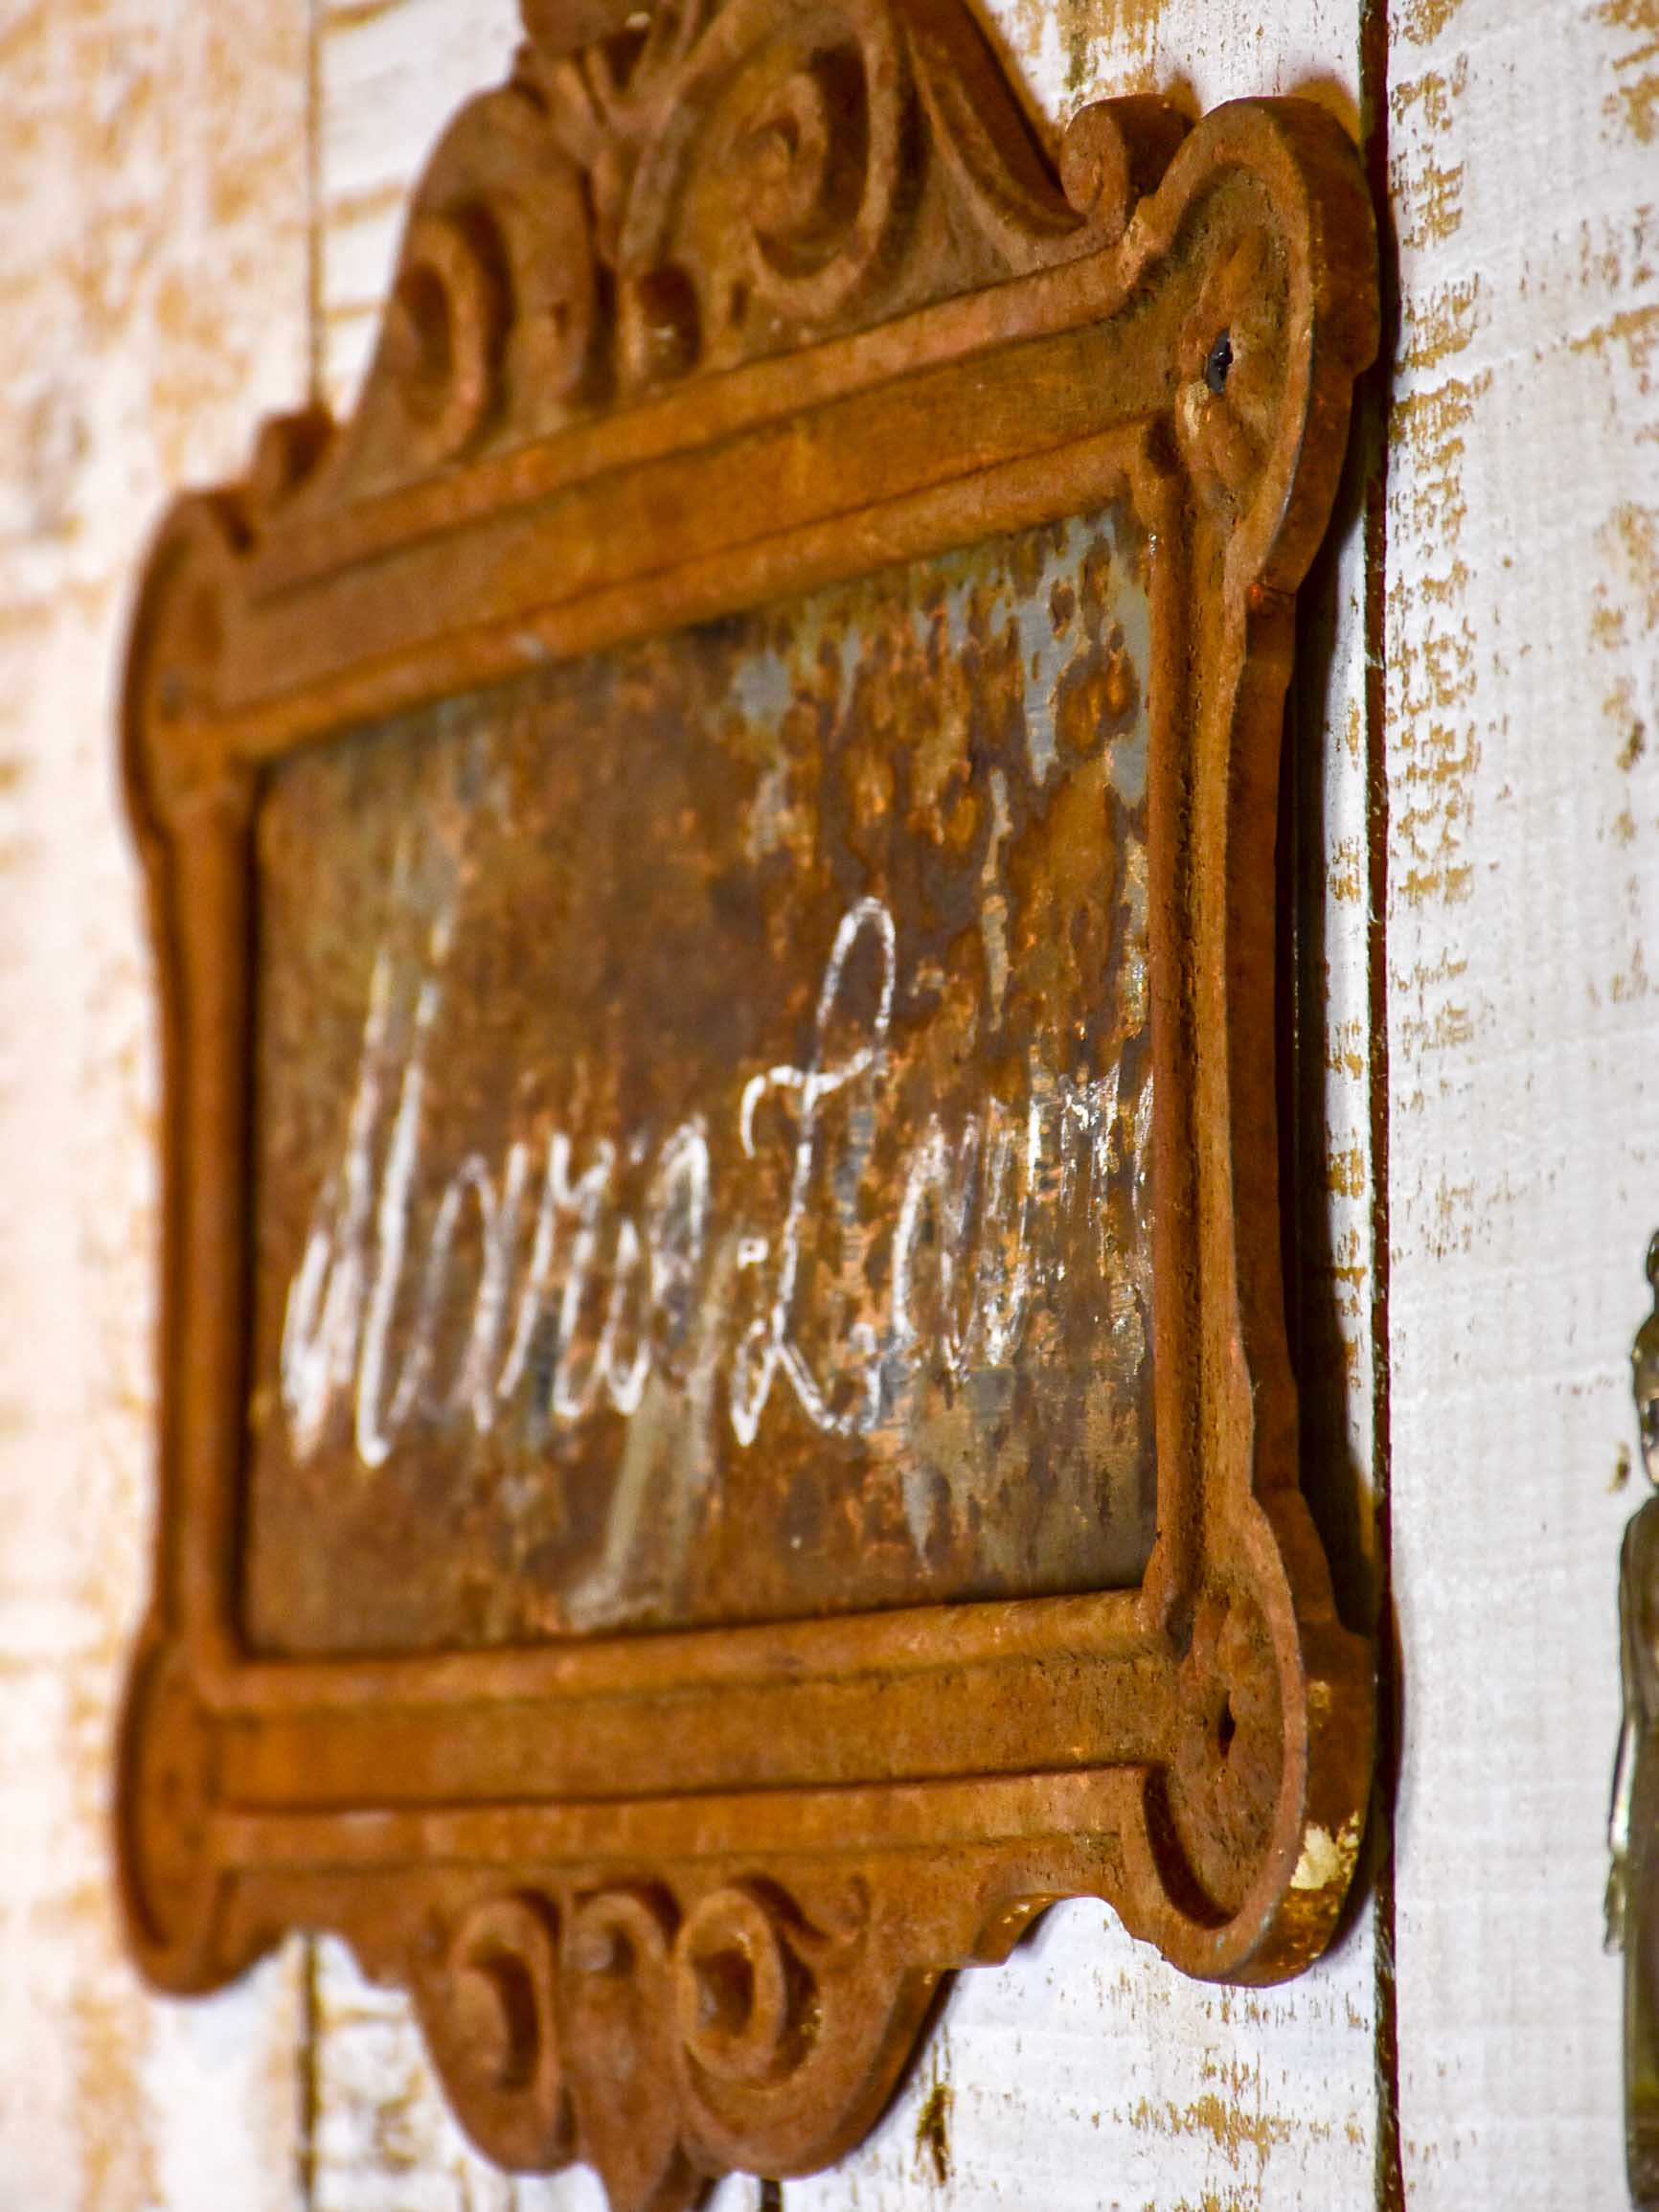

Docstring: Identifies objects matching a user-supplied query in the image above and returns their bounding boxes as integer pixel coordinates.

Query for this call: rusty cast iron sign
[118,1,1378,2201]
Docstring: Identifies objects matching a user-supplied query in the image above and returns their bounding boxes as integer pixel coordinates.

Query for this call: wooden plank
[318,0,522,411]
[0,5,311,2206]
[303,3,1386,2206]
[1383,0,1659,2201]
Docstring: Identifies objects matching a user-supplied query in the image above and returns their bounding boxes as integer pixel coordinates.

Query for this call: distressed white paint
[1384,0,1659,2204]
[0,5,311,2208]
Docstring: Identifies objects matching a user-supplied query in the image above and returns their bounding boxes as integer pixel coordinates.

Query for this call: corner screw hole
[1204,331,1234,395]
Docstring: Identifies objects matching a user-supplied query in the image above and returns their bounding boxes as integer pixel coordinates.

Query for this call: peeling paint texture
[2,0,1655,2201]
[1386,0,1659,2205]
[0,6,309,2211]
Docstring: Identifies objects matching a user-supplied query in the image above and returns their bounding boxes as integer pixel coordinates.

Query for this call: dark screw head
[1204,331,1234,396]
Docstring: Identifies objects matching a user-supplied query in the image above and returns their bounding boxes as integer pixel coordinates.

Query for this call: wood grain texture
[1383,0,1659,2203]
[0,5,311,2207]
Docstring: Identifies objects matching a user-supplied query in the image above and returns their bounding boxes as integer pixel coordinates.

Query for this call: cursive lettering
[278,896,1146,1480]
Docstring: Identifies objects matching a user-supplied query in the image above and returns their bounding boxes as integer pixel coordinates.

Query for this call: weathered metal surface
[114,0,1378,2202]
[246,506,1155,1652]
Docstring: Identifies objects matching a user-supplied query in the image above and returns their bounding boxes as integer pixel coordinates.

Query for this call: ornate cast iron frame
[117,3,1378,2202]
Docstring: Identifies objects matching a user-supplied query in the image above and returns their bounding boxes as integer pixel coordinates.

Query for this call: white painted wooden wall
[0,0,1652,2204]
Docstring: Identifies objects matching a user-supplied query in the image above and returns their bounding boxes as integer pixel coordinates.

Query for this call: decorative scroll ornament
[116,0,1380,2202]
[397,1872,933,2201]
[296,0,1189,501]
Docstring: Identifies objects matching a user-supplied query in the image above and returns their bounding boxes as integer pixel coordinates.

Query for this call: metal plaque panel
[247,506,1155,1652]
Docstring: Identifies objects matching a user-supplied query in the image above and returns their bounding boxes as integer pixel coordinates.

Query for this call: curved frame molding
[116,3,1379,2202]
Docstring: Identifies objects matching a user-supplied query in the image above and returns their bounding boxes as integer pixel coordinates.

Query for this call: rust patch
[1569,300,1659,399]
[1607,503,1659,629]
[1387,375,1489,912]
[1596,0,1659,143]
[71,1975,159,2212]
[1590,506,1658,784]
[1398,275,1482,376]
[324,0,420,32]
[1396,0,1466,43]
[1390,59,1467,251]
[999,0,1164,103]
[246,505,1158,1653]
[915,2076,954,2184]
[1326,1147,1366,1202]
[1588,502,1658,1012]
[1326,834,1365,906]
[1130,2057,1295,2173]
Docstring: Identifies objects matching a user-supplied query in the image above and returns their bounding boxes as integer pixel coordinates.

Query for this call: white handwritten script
[278,895,1152,1480]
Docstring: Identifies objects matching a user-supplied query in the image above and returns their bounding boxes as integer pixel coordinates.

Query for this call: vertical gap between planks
[1359,0,1404,2202]
[297,1933,322,2210]
[305,0,327,404]
[299,5,326,2198]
